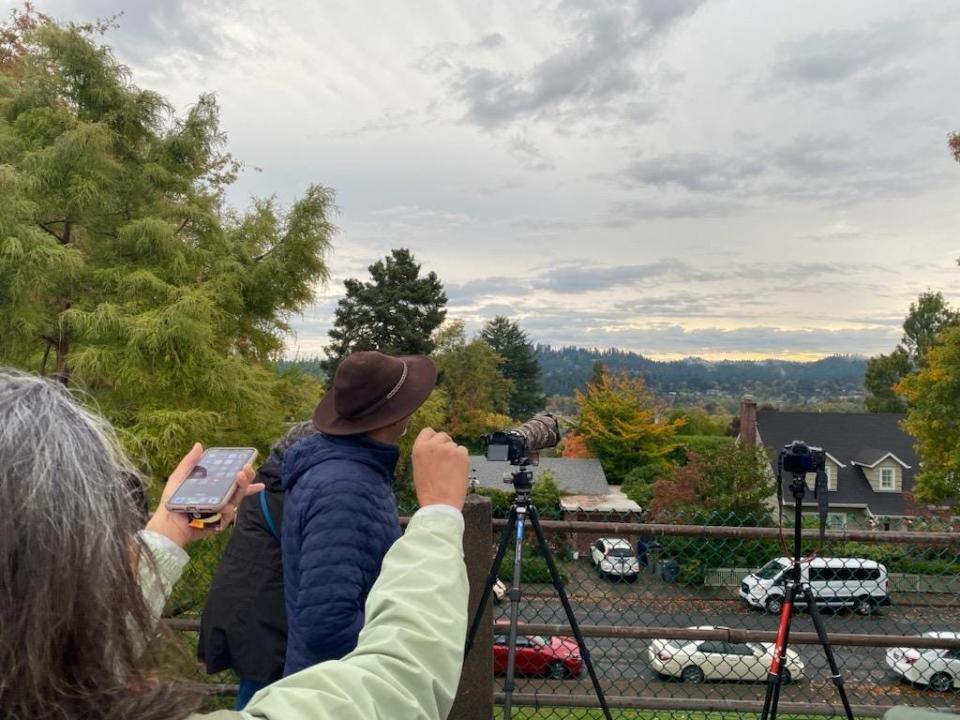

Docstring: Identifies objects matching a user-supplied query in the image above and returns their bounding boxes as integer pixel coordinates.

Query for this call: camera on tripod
[483,413,560,465]
[780,440,826,475]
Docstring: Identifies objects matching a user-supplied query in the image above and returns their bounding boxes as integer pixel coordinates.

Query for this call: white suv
[591,538,640,580]
[740,557,890,615]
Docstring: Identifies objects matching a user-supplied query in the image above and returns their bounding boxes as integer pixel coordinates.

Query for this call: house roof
[851,447,912,469]
[468,456,610,496]
[560,490,641,513]
[755,411,917,517]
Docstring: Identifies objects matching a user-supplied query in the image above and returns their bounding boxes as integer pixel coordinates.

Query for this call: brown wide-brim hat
[313,351,438,436]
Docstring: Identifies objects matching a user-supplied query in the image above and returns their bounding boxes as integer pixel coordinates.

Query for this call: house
[469,456,641,555]
[737,396,918,529]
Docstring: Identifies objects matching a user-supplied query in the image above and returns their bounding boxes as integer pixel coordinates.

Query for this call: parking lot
[492,558,960,710]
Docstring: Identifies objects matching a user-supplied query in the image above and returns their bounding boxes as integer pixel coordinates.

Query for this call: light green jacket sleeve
[194,509,468,720]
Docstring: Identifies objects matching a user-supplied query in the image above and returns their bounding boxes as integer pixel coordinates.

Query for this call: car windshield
[607,548,634,558]
[756,560,787,580]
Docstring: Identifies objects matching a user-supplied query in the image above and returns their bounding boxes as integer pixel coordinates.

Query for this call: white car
[649,626,804,684]
[887,631,960,693]
[591,538,640,579]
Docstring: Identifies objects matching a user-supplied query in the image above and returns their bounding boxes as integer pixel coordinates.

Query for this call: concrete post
[450,494,494,720]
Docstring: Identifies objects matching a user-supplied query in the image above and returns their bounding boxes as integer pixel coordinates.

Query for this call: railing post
[450,494,494,720]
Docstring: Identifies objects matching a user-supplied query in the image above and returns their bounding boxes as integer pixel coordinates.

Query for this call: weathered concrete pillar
[450,494,494,720]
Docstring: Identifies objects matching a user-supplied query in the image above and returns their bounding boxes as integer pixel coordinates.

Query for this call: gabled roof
[468,456,610,496]
[755,411,917,517]
[850,447,912,469]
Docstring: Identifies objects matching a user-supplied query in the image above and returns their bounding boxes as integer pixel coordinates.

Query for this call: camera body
[484,413,560,468]
[780,440,826,475]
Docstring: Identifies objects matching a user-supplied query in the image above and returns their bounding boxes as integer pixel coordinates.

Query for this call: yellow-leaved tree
[574,365,681,483]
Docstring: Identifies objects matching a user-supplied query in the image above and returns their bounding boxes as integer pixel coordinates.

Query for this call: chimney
[739,394,757,449]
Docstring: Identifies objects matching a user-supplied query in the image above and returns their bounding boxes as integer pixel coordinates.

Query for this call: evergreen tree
[480,316,545,419]
[323,248,446,374]
[0,16,333,473]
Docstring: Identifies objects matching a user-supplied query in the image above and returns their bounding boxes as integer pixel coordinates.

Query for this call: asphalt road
[490,561,960,710]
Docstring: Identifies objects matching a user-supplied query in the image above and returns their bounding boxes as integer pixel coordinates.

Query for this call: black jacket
[198,443,289,682]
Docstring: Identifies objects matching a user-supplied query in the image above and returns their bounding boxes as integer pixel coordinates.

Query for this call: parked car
[492,634,583,679]
[591,537,640,579]
[648,626,804,684]
[887,631,960,692]
[739,557,890,615]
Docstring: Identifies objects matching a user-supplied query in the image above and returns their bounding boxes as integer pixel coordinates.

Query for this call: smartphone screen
[166,447,258,515]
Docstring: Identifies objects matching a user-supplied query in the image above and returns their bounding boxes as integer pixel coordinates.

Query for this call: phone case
[166,447,258,516]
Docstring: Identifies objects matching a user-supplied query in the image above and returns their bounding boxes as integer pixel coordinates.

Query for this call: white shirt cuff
[415,504,464,528]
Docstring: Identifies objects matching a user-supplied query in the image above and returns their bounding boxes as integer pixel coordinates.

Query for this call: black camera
[780,440,826,475]
[484,413,560,465]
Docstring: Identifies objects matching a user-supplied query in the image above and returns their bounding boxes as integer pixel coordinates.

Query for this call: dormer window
[879,467,895,490]
[826,464,837,491]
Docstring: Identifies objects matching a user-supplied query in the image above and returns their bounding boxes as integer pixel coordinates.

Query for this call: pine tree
[480,316,545,419]
[0,16,333,473]
[323,248,446,375]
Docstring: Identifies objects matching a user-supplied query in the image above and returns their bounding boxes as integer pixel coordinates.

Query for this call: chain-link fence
[164,502,960,718]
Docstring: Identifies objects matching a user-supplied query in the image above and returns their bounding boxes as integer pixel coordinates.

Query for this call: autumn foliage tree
[647,445,773,525]
[896,326,960,507]
[573,366,680,483]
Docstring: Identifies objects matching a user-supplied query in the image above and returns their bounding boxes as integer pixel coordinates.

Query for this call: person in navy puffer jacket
[281,351,438,675]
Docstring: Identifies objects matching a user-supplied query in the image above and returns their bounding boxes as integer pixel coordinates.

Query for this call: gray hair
[0,370,197,720]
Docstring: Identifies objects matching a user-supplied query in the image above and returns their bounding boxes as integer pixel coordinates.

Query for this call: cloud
[771,21,918,87]
[507,135,556,172]
[447,0,704,129]
[531,259,710,293]
[618,152,765,193]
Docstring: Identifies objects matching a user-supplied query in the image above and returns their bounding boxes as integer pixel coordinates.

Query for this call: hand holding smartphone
[166,447,259,520]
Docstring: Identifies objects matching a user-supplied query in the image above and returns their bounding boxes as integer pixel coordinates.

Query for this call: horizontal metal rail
[495,692,904,717]
[490,518,960,545]
[401,514,958,542]
[495,622,960,649]
[168,617,960,649]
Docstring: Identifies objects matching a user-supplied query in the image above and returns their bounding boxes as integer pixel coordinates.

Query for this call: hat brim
[312,355,438,436]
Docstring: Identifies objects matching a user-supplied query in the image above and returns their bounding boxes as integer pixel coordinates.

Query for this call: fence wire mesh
[164,499,960,719]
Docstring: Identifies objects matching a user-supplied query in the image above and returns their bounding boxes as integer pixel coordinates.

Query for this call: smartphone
[166,447,258,517]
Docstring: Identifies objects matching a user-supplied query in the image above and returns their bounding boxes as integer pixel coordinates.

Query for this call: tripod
[464,462,612,720]
[760,472,855,720]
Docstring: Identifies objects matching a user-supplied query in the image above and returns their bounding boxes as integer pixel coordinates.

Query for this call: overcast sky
[25,0,960,360]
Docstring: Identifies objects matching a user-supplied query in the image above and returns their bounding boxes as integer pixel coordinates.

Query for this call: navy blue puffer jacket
[281,433,401,676]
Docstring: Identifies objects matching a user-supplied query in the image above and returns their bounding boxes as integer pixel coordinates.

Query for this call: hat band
[351,361,409,419]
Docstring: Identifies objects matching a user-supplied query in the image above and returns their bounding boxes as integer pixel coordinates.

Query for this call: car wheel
[548,661,568,680]
[765,596,783,614]
[681,666,705,684]
[854,597,876,616]
[929,672,953,693]
[781,668,793,685]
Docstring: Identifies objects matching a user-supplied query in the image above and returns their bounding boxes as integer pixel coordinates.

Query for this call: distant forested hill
[537,345,866,402]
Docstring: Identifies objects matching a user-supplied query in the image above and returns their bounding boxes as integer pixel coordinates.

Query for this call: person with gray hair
[0,369,472,720]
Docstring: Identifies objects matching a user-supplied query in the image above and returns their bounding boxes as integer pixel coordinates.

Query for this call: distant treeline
[535,345,867,398]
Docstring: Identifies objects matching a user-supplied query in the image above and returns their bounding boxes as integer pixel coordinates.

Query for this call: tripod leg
[803,586,856,720]
[465,505,517,654]
[760,581,797,720]
[501,506,528,720]
[527,505,613,720]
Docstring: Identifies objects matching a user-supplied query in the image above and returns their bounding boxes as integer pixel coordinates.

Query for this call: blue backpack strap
[259,491,280,541]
